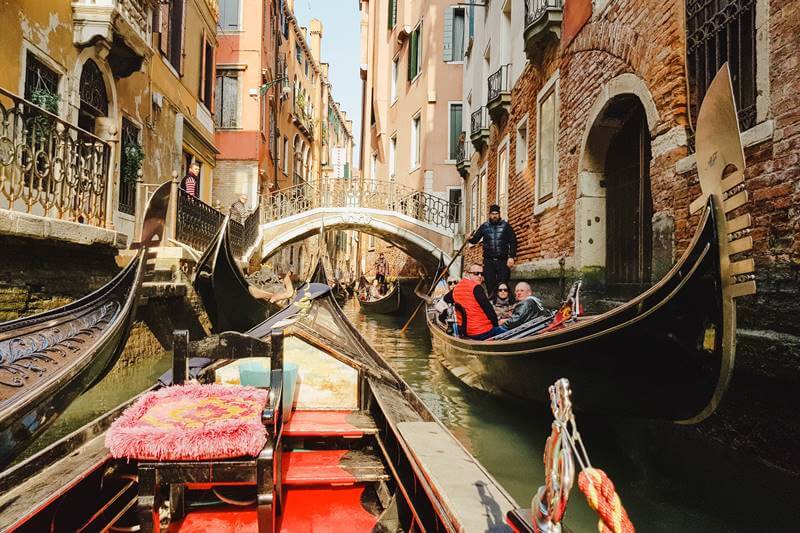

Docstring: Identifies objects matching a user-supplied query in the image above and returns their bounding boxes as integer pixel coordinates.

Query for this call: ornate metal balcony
[72,0,154,62]
[176,188,224,253]
[470,107,490,151]
[524,0,563,62]
[0,87,110,227]
[487,64,512,123]
[455,137,471,178]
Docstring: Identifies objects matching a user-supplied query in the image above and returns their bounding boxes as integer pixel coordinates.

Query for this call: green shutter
[443,8,453,62]
[388,0,397,29]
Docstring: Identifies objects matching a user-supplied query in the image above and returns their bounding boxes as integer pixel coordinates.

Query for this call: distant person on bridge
[469,204,517,297]
[180,161,200,198]
[374,252,389,284]
[229,194,249,223]
[444,263,504,340]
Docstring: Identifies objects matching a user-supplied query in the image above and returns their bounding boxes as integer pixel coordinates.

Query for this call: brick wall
[213,160,259,211]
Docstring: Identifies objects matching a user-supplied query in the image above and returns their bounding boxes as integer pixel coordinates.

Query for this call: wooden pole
[400,236,471,333]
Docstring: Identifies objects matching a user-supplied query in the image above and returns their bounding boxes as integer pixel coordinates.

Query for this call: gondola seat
[105,329,286,533]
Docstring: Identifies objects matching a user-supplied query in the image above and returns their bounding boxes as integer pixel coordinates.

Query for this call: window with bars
[119,118,140,216]
[686,0,756,136]
[24,52,59,102]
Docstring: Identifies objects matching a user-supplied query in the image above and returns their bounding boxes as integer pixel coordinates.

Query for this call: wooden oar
[400,236,472,333]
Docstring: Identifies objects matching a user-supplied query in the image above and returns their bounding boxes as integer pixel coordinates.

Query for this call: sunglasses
[448,281,457,285]
[470,271,484,276]
[497,288,508,292]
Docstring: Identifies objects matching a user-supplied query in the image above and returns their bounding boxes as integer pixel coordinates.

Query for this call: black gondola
[359,280,402,315]
[193,216,280,332]
[426,65,755,424]
[0,179,172,468]
[0,269,520,532]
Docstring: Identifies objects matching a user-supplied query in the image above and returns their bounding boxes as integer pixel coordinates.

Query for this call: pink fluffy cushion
[106,383,269,461]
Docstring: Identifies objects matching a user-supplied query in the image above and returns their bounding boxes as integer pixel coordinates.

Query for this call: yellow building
[0,0,219,242]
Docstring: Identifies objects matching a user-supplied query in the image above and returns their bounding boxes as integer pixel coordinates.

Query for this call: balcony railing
[72,0,153,55]
[470,106,490,150]
[292,96,315,139]
[0,87,110,227]
[487,64,512,121]
[455,137,471,178]
[524,0,563,60]
[176,188,225,253]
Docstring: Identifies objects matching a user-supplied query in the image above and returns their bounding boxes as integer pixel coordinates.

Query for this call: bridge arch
[259,207,461,276]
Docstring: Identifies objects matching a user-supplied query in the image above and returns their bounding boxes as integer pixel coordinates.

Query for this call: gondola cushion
[105,383,268,461]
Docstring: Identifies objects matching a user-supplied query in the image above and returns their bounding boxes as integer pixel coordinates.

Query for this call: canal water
[19,295,799,531]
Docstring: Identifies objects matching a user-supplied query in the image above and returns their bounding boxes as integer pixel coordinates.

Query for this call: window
[296,44,303,64]
[24,52,59,103]
[497,139,509,216]
[407,23,422,81]
[283,136,289,174]
[448,187,462,224]
[443,7,466,62]
[536,77,558,205]
[119,118,140,216]
[370,152,378,182]
[200,31,214,107]
[219,0,240,30]
[389,135,397,177]
[686,0,755,133]
[470,178,478,232]
[168,0,185,72]
[516,117,528,172]
[479,166,487,219]
[214,69,239,128]
[388,0,397,29]
[410,114,421,169]
[391,57,398,103]
[448,103,462,160]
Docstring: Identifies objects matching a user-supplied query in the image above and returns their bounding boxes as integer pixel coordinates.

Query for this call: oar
[400,236,472,333]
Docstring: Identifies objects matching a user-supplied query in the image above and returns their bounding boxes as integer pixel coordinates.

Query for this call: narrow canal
[19,292,799,531]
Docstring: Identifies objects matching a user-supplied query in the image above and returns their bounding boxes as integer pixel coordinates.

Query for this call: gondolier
[374,252,389,284]
[469,204,517,296]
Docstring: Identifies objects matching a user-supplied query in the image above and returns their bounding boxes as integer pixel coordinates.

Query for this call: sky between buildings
[295,0,362,169]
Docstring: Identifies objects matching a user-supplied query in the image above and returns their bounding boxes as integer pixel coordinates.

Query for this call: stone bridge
[259,180,463,275]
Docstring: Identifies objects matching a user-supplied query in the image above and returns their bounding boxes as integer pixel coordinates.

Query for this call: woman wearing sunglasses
[491,283,515,321]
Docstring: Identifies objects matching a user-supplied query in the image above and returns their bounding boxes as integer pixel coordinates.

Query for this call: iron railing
[488,64,512,103]
[471,106,488,136]
[525,0,563,27]
[261,178,461,232]
[176,188,224,253]
[456,137,469,164]
[0,87,110,226]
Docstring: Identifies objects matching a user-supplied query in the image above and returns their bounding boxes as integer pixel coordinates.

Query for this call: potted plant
[121,142,145,183]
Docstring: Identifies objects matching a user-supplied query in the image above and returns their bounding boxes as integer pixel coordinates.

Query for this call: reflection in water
[344,297,800,532]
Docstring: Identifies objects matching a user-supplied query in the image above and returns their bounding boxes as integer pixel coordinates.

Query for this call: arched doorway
[78,59,109,133]
[603,97,652,285]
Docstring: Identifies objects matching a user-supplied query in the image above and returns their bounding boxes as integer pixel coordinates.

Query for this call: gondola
[359,280,402,315]
[0,180,171,469]
[427,65,756,424]
[0,264,521,532]
[193,216,280,332]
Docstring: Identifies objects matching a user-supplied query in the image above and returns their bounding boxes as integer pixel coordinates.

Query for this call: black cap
[489,204,501,213]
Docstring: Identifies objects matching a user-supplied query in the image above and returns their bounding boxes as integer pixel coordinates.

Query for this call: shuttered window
[388,0,397,29]
[214,69,239,128]
[536,82,558,202]
[443,8,465,62]
[219,0,240,30]
[448,103,462,160]
[407,23,422,80]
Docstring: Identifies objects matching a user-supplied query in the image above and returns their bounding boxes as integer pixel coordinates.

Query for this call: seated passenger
[444,264,505,340]
[491,283,515,321]
[499,282,547,331]
[369,280,382,300]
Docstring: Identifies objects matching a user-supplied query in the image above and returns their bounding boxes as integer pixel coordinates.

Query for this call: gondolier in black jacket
[469,204,517,297]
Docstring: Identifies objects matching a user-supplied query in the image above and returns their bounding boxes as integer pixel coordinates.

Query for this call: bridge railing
[260,177,460,233]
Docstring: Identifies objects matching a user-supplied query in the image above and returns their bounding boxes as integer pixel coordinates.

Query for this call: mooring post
[270,329,284,371]
[172,329,189,385]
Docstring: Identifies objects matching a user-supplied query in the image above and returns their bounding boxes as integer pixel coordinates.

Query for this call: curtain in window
[452,9,465,61]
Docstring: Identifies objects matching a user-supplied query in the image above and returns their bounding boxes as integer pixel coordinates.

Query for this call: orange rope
[578,468,635,533]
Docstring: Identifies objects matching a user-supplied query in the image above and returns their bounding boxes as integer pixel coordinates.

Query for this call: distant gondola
[359,280,401,315]
[427,65,755,424]
[0,263,521,532]
[0,180,171,468]
[193,216,281,332]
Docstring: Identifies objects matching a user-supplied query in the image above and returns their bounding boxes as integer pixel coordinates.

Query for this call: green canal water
[19,297,800,531]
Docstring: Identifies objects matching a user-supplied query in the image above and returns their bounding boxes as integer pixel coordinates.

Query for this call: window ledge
[410,72,423,85]
[444,159,456,164]
[391,97,398,107]
[676,119,775,175]
[533,195,557,216]
[410,164,421,173]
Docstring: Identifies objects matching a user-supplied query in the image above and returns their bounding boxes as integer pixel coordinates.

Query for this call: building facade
[0,0,220,243]
[214,0,278,212]
[461,0,800,470]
